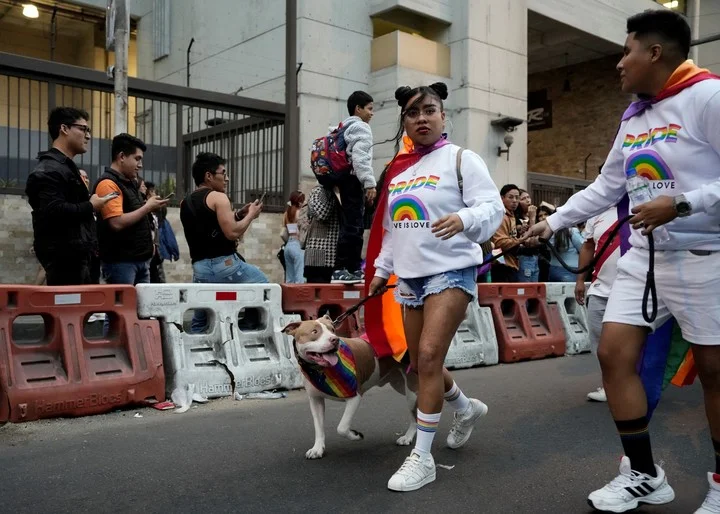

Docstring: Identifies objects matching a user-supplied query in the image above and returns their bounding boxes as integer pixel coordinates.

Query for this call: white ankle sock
[444,381,470,412]
[415,409,441,455]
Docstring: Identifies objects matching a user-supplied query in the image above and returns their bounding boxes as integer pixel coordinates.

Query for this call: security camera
[491,116,525,132]
[106,65,115,79]
[503,133,514,148]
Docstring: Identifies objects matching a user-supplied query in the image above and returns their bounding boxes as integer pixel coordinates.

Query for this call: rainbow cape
[364,136,450,361]
[620,60,718,418]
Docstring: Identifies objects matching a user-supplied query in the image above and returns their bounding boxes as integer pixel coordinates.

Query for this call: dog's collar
[298,339,358,398]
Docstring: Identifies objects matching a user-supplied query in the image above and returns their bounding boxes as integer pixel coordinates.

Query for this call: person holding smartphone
[180,152,268,333]
[25,107,114,285]
[93,134,168,286]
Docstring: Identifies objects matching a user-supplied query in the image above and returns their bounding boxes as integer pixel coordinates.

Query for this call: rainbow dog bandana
[299,340,359,398]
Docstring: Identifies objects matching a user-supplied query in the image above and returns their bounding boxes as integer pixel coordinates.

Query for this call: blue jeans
[101,260,150,336]
[518,255,539,283]
[101,260,151,285]
[191,253,269,333]
[284,239,305,284]
[548,265,577,283]
[395,266,477,308]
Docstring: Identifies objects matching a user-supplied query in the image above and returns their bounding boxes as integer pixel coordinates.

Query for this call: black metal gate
[0,52,289,211]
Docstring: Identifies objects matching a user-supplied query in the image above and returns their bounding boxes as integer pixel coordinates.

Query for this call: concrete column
[451,0,528,188]
[296,0,374,189]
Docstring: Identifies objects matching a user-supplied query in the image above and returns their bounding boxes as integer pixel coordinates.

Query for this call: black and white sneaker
[587,456,675,512]
[331,269,362,284]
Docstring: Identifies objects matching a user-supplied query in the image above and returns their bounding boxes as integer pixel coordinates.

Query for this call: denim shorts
[394,266,478,308]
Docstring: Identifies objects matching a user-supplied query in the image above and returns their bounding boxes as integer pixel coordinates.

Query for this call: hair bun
[394,86,413,106]
[429,82,448,100]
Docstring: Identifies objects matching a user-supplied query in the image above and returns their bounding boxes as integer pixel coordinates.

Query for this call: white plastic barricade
[444,302,499,369]
[136,283,303,398]
[545,282,590,355]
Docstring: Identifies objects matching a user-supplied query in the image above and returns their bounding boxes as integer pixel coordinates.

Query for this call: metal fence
[527,172,590,209]
[0,52,288,211]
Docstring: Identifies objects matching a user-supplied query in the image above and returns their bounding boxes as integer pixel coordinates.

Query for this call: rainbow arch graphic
[625,150,674,181]
[390,195,429,221]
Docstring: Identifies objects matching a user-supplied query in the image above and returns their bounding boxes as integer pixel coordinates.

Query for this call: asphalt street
[0,354,710,514]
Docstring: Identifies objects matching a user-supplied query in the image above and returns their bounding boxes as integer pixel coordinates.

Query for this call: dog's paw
[396,434,414,446]
[338,428,363,441]
[305,446,325,459]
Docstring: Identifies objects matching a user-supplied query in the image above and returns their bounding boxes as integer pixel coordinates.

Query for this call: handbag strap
[456,147,465,195]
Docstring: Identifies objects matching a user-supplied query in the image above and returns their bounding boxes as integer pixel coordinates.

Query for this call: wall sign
[528,89,552,131]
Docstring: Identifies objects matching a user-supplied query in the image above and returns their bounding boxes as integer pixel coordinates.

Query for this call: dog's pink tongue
[324,353,339,367]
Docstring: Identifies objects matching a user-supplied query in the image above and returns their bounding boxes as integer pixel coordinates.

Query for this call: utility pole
[283,0,299,200]
[112,0,130,135]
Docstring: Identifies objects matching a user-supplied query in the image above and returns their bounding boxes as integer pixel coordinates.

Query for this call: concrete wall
[527,55,631,179]
[452,0,529,187]
[527,0,666,47]
[297,0,374,185]
[693,0,720,74]
[0,194,285,285]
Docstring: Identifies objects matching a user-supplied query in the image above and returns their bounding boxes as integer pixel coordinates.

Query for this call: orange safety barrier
[0,285,165,423]
[477,283,565,363]
[281,284,364,338]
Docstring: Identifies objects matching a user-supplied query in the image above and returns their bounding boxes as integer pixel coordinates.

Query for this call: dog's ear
[282,321,301,336]
[317,314,335,331]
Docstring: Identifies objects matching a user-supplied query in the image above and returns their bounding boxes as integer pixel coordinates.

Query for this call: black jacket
[25,148,97,259]
[92,168,153,263]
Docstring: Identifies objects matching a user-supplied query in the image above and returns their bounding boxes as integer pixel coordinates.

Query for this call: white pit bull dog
[283,315,418,459]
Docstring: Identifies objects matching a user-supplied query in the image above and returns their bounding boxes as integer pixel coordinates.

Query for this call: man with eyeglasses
[180,152,267,332]
[25,107,113,285]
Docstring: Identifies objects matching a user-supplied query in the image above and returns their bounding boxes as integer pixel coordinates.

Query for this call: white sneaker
[387,450,436,492]
[587,456,675,512]
[587,387,607,402]
[447,398,488,449]
[695,472,720,513]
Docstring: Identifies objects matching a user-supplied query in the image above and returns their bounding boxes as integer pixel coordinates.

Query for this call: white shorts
[603,247,720,345]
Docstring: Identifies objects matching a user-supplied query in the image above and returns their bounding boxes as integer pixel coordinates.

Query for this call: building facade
[0,0,717,284]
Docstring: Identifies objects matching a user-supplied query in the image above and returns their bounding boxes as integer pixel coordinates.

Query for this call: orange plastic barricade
[0,285,165,423]
[281,284,364,338]
[477,283,565,363]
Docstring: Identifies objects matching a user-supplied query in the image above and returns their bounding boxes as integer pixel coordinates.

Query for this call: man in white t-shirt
[575,206,620,402]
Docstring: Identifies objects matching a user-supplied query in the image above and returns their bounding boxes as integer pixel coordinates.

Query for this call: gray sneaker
[447,398,488,449]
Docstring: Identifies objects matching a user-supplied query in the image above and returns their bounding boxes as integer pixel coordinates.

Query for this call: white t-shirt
[549,79,720,251]
[582,207,620,299]
[374,144,504,279]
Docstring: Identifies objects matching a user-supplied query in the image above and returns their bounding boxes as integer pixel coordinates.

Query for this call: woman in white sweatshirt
[366,82,504,492]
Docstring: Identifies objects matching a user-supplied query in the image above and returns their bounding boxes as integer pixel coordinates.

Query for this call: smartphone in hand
[102,192,120,200]
[258,192,266,204]
[163,192,175,200]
